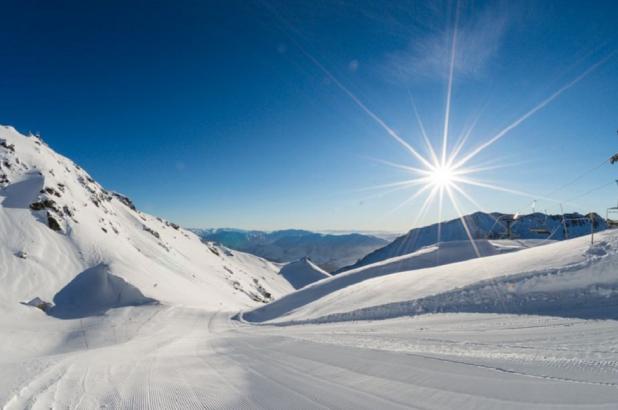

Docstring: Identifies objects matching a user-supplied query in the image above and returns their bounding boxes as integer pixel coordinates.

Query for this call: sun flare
[429,165,455,188]
[291,0,611,259]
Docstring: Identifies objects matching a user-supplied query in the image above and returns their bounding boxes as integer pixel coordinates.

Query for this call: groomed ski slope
[2,307,618,409]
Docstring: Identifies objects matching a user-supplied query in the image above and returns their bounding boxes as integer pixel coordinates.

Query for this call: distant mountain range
[336,211,607,273]
[190,228,389,272]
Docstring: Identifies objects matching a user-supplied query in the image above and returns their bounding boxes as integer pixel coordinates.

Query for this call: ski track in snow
[2,307,618,409]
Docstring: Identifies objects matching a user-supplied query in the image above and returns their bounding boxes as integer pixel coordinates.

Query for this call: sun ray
[406,88,439,166]
[408,185,440,232]
[401,185,441,254]
[356,180,431,203]
[453,176,564,205]
[291,42,436,170]
[352,178,430,194]
[445,185,482,258]
[452,161,519,176]
[387,183,435,216]
[447,102,485,167]
[453,53,615,169]
[449,183,501,227]
[442,0,460,165]
[437,186,445,244]
[365,157,432,176]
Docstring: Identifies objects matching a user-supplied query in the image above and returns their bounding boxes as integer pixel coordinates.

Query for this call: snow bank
[244,230,618,324]
[243,239,545,323]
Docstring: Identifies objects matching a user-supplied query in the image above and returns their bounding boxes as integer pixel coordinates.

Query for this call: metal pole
[590,213,594,245]
[560,204,568,239]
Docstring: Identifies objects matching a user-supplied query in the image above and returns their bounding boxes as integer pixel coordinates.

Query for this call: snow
[340,210,606,272]
[244,231,618,325]
[279,257,331,289]
[0,126,295,317]
[2,308,618,409]
[243,238,550,323]
[2,125,618,409]
[49,263,157,319]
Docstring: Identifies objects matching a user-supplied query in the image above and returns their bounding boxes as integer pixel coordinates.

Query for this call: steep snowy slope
[242,238,548,323]
[193,228,388,272]
[244,229,618,324]
[279,257,331,289]
[338,211,606,272]
[0,126,294,316]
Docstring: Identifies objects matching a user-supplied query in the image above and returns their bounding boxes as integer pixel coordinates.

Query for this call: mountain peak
[338,210,607,273]
[0,126,295,315]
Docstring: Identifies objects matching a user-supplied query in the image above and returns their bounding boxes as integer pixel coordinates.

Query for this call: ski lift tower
[606,180,618,227]
[608,130,618,227]
[500,213,518,240]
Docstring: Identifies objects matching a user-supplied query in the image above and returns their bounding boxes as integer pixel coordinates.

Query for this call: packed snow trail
[2,306,618,409]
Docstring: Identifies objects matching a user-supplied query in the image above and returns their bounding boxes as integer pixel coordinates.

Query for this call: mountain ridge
[336,210,606,273]
[0,126,295,316]
[191,227,388,272]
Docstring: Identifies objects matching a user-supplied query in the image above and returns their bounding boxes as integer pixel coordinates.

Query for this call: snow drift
[242,238,547,323]
[50,264,157,319]
[244,230,618,324]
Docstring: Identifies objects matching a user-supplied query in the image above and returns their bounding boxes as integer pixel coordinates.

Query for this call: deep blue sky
[2,0,618,231]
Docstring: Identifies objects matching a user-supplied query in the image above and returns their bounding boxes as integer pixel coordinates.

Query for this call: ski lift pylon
[529,206,551,236]
[606,180,618,228]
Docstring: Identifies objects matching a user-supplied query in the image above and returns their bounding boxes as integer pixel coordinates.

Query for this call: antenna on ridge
[608,131,618,227]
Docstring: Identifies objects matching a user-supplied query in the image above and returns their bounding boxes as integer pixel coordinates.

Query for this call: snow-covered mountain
[337,211,606,273]
[192,228,388,272]
[242,238,548,323]
[0,126,295,317]
[3,126,618,409]
[243,229,618,325]
[279,257,331,289]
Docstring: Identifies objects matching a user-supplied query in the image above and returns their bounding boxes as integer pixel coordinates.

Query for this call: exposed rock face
[30,199,58,212]
[0,125,296,313]
[143,225,160,239]
[47,212,62,231]
[112,192,137,210]
[23,297,53,312]
[0,139,15,152]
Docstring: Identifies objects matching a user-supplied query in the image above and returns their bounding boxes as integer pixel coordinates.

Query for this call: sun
[429,165,455,188]
[284,0,610,259]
